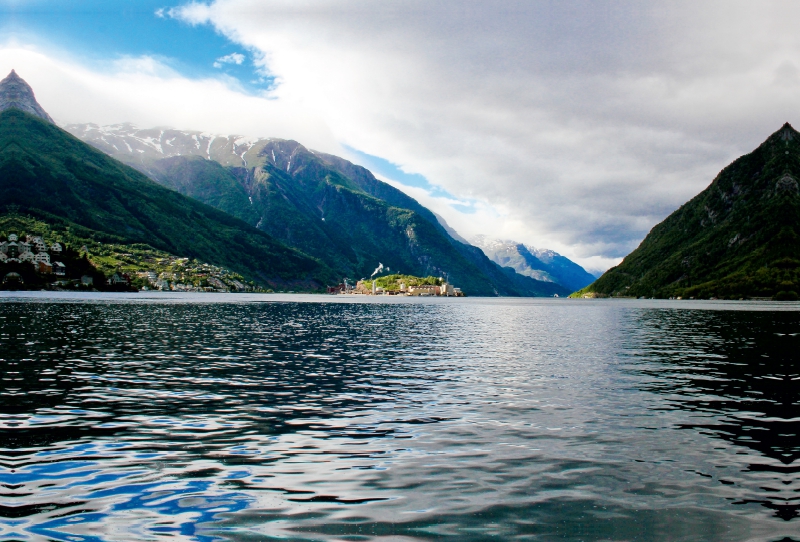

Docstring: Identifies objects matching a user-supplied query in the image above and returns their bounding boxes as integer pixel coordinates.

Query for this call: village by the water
[325,261,464,296]
[0,232,463,295]
[327,276,463,296]
[0,231,254,292]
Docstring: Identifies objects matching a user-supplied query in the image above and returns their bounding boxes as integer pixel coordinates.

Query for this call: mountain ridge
[68,122,569,296]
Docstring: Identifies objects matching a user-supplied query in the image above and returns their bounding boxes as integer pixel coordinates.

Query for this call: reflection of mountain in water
[632,309,800,520]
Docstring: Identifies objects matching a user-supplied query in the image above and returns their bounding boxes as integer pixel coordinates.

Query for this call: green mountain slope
[67,122,574,296]
[310,151,569,294]
[142,139,568,296]
[0,109,336,289]
[576,123,800,300]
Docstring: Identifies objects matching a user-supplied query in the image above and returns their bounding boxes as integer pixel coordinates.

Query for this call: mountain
[67,123,569,296]
[0,70,54,124]
[432,212,470,244]
[576,123,800,300]
[63,122,264,170]
[0,72,335,290]
[470,235,596,292]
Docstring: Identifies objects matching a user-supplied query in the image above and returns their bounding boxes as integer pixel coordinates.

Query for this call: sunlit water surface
[1,292,799,541]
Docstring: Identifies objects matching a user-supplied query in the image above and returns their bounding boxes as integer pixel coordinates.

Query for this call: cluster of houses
[136,270,251,292]
[329,278,463,296]
[0,234,66,276]
[0,234,258,292]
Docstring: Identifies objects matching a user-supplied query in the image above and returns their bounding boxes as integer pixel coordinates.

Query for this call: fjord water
[1,294,799,541]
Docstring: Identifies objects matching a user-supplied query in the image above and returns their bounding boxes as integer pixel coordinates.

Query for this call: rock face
[576,123,800,300]
[0,70,54,124]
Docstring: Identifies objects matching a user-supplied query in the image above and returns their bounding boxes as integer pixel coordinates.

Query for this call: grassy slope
[0,109,336,289]
[575,123,800,299]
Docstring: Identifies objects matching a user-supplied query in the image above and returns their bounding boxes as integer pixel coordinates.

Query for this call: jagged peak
[0,69,54,124]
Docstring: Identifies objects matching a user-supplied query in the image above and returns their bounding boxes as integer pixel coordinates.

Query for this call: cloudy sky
[2,1,799,272]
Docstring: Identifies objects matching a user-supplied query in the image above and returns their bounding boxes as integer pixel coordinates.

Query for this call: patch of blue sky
[0,0,273,93]
[343,145,478,214]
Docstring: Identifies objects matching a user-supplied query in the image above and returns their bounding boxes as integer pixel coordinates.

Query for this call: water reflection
[631,309,800,520]
[2,297,800,541]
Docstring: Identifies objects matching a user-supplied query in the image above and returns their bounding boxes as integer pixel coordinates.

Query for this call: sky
[2,1,800,273]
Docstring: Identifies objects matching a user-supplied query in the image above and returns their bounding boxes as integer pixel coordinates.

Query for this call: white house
[30,237,47,253]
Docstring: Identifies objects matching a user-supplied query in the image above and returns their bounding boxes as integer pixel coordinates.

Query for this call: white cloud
[0,45,338,153]
[377,176,622,274]
[6,2,800,272]
[166,0,800,269]
[213,52,244,68]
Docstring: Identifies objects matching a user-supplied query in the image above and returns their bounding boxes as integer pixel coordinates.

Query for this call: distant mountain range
[470,235,597,292]
[65,122,572,296]
[576,123,800,300]
[64,123,268,170]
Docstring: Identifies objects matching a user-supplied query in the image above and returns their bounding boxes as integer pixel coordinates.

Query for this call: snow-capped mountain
[64,123,270,169]
[470,235,596,292]
[63,122,572,296]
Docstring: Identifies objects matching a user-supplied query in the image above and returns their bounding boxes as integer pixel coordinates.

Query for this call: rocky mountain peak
[0,70,55,123]
[469,234,596,291]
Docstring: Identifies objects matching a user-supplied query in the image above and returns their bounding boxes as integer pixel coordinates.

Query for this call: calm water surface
[1,292,799,541]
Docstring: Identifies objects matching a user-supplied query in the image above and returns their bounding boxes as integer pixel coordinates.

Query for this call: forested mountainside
[576,123,800,300]
[0,109,336,290]
[69,123,569,296]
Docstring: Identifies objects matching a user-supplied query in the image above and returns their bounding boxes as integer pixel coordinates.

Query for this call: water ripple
[1,295,799,540]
